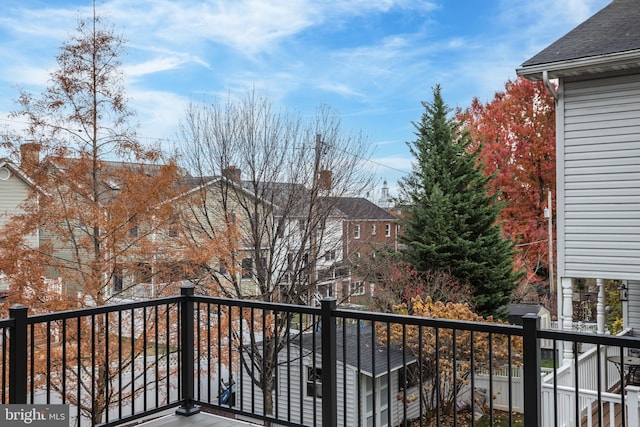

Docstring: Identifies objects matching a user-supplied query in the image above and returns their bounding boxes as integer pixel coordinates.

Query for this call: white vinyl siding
[627,280,640,332]
[0,168,28,223]
[0,169,37,248]
[560,74,640,280]
[0,168,37,291]
[240,346,355,426]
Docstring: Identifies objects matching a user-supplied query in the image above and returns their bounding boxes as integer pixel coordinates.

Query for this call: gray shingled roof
[518,0,640,78]
[325,197,397,221]
[522,0,640,67]
[300,327,416,377]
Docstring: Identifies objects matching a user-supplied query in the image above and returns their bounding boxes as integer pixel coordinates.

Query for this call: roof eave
[517,49,640,81]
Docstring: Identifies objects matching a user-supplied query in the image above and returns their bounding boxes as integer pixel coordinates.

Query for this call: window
[134,263,153,284]
[306,367,322,398]
[325,250,336,261]
[398,365,419,391]
[157,262,186,283]
[241,258,253,279]
[113,266,123,292]
[371,224,377,235]
[250,212,260,230]
[168,216,179,237]
[129,225,138,238]
[350,281,365,296]
[354,224,360,239]
[385,223,391,237]
[365,375,389,427]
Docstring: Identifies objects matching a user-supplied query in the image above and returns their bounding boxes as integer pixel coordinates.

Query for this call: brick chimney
[222,166,241,183]
[318,169,332,190]
[20,142,41,170]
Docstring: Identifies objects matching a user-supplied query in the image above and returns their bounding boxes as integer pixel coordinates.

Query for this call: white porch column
[562,277,574,363]
[626,385,640,427]
[597,278,605,334]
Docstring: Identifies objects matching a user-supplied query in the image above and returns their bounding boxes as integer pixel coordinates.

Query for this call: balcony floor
[136,411,257,427]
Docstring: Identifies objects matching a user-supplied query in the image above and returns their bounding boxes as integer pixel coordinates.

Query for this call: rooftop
[517,0,640,80]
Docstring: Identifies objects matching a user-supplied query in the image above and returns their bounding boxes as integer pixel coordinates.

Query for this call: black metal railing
[1,284,640,427]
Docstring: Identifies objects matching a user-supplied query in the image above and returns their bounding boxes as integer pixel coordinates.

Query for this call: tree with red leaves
[464,77,556,296]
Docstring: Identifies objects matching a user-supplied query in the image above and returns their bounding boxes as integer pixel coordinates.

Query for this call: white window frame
[354,224,361,239]
[385,223,391,237]
[306,366,323,398]
[350,281,365,296]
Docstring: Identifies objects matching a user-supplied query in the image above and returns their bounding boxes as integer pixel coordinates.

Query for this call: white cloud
[2,63,51,89]
[104,0,316,55]
[125,56,193,78]
[127,88,190,144]
[317,83,364,98]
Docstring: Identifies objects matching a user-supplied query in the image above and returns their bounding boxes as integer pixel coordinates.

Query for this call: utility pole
[309,134,322,306]
[545,190,555,297]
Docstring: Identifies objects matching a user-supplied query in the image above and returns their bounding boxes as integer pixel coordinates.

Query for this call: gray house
[238,327,419,427]
[0,158,39,293]
[517,0,640,350]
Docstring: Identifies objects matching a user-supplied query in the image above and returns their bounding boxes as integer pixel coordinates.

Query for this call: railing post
[522,313,541,427]
[9,304,28,404]
[626,385,640,426]
[321,297,337,427]
[176,284,200,416]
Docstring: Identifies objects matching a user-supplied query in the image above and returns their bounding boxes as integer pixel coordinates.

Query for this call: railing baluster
[154,305,159,410]
[453,328,457,427]
[29,319,34,403]
[2,325,7,403]
[76,315,81,425]
[143,305,148,413]
[91,314,95,423]
[131,307,136,417]
[435,327,440,426]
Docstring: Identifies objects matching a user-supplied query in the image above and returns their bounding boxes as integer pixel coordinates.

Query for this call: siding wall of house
[385,371,422,425]
[240,346,355,426]
[559,74,640,281]
[626,280,640,332]
[0,167,38,248]
[0,167,39,291]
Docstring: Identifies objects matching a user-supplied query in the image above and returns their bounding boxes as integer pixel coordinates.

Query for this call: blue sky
[0,0,609,199]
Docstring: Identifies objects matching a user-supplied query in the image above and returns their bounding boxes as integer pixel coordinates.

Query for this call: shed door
[364,374,389,427]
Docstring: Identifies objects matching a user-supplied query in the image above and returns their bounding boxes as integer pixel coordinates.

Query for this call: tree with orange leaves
[464,77,556,295]
[0,10,188,425]
[381,296,521,423]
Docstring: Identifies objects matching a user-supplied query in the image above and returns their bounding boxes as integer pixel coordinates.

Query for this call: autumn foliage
[464,77,556,290]
[380,296,522,422]
[351,246,475,313]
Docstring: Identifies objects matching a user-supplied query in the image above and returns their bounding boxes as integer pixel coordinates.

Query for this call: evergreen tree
[399,85,519,317]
